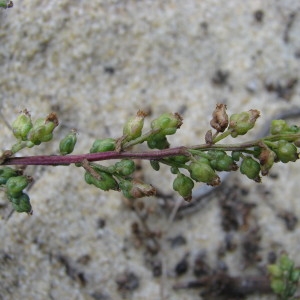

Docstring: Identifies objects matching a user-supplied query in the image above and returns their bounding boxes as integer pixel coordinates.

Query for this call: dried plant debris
[265,78,298,101]
[174,273,272,299]
[277,210,298,231]
[115,271,140,296]
[56,254,87,286]
[218,184,256,232]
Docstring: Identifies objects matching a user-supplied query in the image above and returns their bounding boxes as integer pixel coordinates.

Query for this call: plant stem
[1,147,189,166]
[1,132,299,167]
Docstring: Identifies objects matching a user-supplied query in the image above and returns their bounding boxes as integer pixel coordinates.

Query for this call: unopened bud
[270,279,285,295]
[114,159,135,176]
[6,175,31,197]
[84,171,118,191]
[279,254,294,271]
[229,109,260,137]
[151,113,183,136]
[275,140,298,163]
[208,150,237,171]
[240,156,261,182]
[0,167,19,185]
[27,113,58,145]
[173,173,194,201]
[189,159,220,186]
[150,160,160,171]
[270,120,289,135]
[210,103,229,132]
[59,130,77,155]
[267,264,283,278]
[123,110,147,142]
[90,138,116,153]
[12,109,33,141]
[9,192,32,214]
[268,140,298,163]
[147,133,170,149]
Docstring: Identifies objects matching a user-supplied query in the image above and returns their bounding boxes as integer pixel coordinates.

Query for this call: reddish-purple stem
[1,147,188,166]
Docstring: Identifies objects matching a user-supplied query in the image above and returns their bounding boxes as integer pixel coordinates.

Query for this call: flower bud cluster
[2,106,300,213]
[11,110,59,152]
[83,158,156,199]
[0,167,32,214]
[147,113,183,149]
[270,119,300,135]
[268,254,300,299]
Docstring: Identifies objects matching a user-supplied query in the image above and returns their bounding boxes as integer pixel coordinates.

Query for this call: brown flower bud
[210,103,229,132]
[259,147,276,176]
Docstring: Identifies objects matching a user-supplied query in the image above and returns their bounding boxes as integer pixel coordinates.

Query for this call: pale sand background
[1,1,300,299]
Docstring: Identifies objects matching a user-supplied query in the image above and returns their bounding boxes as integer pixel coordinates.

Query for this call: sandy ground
[1,1,300,299]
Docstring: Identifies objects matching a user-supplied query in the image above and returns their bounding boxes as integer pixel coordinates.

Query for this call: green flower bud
[170,166,179,174]
[123,110,146,142]
[267,264,283,278]
[151,113,183,136]
[84,171,118,191]
[169,155,190,164]
[0,167,19,185]
[6,175,30,197]
[90,138,116,153]
[279,254,294,272]
[119,179,156,199]
[270,279,285,294]
[173,173,194,201]
[12,110,33,141]
[150,160,160,171]
[9,192,32,214]
[189,160,220,186]
[288,125,300,133]
[211,156,237,172]
[207,150,237,171]
[27,113,58,145]
[275,140,298,163]
[115,159,135,176]
[240,157,261,182]
[27,125,49,145]
[229,109,260,137]
[291,269,300,283]
[147,133,170,149]
[270,119,289,135]
[59,130,77,155]
[231,151,241,161]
